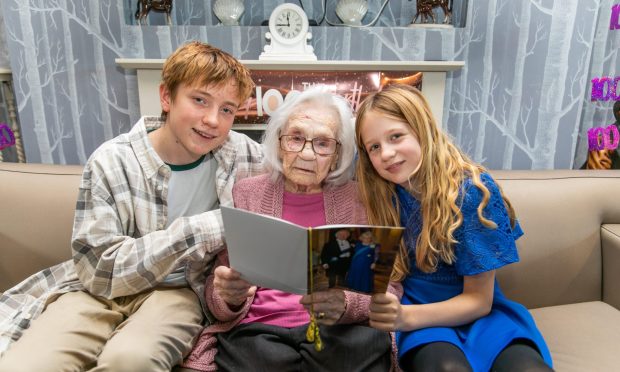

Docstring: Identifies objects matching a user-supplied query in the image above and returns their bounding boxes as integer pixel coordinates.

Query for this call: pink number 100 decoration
[591,76,620,101]
[611,4,620,30]
[0,123,15,151]
[588,124,620,151]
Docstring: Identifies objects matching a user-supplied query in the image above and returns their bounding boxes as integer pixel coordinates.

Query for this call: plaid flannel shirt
[0,117,264,354]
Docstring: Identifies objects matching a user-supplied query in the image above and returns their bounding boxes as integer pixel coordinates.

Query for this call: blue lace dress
[395,173,553,371]
[346,243,376,292]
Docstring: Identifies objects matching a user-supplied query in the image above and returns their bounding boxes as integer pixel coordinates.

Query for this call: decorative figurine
[336,0,369,26]
[412,0,452,25]
[135,0,173,26]
[213,0,245,26]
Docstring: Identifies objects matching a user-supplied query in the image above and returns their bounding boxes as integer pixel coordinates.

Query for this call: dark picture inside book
[309,227,402,294]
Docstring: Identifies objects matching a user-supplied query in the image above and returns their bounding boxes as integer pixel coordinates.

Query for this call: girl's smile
[386,160,406,173]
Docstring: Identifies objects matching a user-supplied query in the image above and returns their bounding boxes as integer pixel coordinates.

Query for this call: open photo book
[221,206,405,295]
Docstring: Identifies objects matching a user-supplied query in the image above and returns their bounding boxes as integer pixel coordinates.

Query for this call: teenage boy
[0,41,263,371]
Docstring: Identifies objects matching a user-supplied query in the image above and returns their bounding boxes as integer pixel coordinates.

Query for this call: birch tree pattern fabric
[0,0,617,169]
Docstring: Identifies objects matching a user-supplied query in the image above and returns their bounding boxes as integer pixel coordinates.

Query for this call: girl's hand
[369,292,403,331]
[213,266,256,307]
[300,289,345,325]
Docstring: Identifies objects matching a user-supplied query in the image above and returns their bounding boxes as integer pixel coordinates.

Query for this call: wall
[0,9,9,69]
[0,0,617,169]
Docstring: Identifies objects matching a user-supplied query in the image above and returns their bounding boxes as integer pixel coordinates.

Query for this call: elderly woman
[180,87,395,371]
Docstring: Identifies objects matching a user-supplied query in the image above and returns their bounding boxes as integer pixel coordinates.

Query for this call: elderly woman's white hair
[261,86,356,187]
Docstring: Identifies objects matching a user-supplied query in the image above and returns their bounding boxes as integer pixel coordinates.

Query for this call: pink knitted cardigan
[182,174,402,371]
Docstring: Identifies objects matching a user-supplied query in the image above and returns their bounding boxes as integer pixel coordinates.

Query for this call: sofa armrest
[602,224,620,310]
[0,162,82,291]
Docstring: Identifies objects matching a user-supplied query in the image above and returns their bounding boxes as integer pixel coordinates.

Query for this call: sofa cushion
[530,301,620,372]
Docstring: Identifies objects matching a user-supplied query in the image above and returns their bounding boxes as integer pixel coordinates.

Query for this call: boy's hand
[369,292,403,331]
[213,266,256,307]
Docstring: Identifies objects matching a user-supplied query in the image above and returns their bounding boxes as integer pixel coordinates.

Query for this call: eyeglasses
[279,135,340,155]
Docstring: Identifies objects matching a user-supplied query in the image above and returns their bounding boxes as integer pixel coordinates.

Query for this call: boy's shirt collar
[129,116,166,180]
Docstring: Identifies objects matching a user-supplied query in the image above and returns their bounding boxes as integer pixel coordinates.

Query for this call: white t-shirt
[161,153,218,286]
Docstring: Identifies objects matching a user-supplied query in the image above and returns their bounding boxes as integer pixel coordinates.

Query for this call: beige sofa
[1,162,619,371]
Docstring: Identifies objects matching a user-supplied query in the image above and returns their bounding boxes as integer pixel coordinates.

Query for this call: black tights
[400,340,552,372]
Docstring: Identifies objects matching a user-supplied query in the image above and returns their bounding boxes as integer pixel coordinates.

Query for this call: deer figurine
[135,0,173,25]
[413,0,452,25]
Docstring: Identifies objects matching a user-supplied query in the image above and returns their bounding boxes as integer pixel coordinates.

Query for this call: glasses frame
[278,135,340,156]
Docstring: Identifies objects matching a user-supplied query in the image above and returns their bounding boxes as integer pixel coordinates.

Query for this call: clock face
[268,4,309,45]
[274,9,303,40]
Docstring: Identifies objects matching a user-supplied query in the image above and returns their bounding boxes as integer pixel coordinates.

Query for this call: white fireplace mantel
[116,59,464,128]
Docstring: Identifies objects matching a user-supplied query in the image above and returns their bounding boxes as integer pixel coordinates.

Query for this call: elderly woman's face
[279,104,339,194]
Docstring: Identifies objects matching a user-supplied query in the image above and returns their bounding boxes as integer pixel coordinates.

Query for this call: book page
[221,206,309,294]
[310,226,404,294]
[222,207,404,295]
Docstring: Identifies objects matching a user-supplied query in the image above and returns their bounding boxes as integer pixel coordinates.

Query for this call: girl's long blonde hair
[355,84,516,281]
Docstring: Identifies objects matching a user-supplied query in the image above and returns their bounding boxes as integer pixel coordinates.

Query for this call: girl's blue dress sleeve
[453,173,523,276]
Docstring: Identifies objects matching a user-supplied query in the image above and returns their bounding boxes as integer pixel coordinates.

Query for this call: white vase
[213,0,245,26]
[336,0,368,26]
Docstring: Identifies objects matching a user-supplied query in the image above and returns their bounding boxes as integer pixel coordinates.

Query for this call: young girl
[355,84,553,372]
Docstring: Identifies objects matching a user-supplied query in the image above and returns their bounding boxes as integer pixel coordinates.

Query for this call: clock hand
[286,13,290,26]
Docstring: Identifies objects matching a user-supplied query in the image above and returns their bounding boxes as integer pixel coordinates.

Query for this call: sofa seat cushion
[530,301,620,372]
